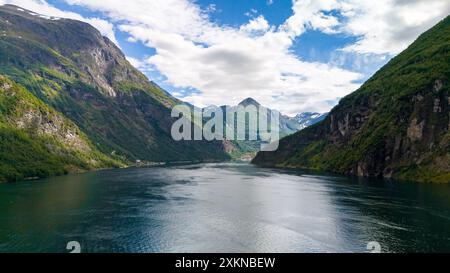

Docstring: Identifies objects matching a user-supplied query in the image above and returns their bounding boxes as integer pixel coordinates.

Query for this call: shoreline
[252,162,450,184]
[1,159,232,184]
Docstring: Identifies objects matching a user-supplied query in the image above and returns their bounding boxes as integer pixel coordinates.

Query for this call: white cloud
[337,0,450,54]
[205,4,217,14]
[240,15,271,33]
[282,0,341,37]
[283,0,450,55]
[280,0,450,54]
[60,0,363,114]
[0,0,119,45]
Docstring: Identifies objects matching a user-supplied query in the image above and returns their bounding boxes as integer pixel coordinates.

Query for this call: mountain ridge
[206,97,327,136]
[0,4,229,181]
[252,15,450,183]
[201,97,327,159]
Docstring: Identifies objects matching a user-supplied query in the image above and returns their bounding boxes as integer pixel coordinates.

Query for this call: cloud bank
[2,0,449,115]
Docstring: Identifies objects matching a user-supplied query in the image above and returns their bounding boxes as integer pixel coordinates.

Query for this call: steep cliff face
[0,4,229,165]
[253,16,450,183]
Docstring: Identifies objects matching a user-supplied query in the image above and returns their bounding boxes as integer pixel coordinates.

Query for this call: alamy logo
[170,104,280,151]
[66,241,81,253]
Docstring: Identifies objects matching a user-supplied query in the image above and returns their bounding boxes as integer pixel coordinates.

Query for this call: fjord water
[0,163,449,253]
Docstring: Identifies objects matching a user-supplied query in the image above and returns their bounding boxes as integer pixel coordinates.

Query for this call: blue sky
[2,0,449,115]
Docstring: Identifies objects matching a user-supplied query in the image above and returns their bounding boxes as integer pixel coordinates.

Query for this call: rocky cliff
[0,76,122,182]
[253,16,450,183]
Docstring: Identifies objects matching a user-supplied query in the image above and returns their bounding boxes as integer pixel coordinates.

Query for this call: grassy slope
[0,76,123,182]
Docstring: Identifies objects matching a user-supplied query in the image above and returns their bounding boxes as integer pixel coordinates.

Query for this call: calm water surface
[0,163,450,253]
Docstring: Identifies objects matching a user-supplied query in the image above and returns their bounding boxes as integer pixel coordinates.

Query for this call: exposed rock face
[14,108,90,151]
[0,75,121,182]
[407,118,425,141]
[1,75,90,153]
[435,79,444,92]
[222,140,239,154]
[253,16,450,183]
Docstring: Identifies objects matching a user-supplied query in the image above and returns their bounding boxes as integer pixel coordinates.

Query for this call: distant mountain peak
[238,97,261,107]
[295,112,324,120]
[294,112,328,129]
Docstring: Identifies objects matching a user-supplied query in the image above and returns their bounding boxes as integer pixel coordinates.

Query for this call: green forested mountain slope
[0,76,123,182]
[253,16,450,183]
[0,4,229,178]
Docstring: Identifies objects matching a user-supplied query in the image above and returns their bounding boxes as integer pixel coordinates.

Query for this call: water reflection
[0,163,449,253]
